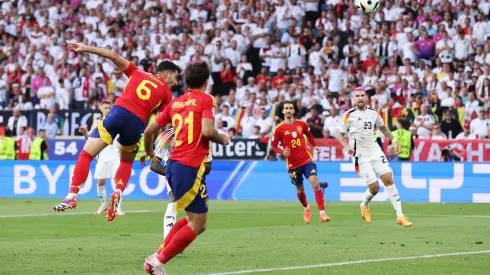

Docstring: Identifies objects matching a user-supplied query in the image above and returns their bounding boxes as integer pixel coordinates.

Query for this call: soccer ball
[354,0,380,14]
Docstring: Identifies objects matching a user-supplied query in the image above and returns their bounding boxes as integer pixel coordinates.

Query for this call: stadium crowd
[0,0,490,143]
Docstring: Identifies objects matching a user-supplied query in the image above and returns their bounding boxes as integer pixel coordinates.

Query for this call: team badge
[292,131,297,138]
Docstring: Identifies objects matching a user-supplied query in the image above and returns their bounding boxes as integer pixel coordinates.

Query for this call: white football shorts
[353,150,392,185]
[94,160,119,180]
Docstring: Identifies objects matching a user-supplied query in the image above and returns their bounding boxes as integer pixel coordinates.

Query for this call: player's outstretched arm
[202,118,229,145]
[143,120,162,156]
[336,131,354,155]
[67,43,130,72]
[378,125,401,154]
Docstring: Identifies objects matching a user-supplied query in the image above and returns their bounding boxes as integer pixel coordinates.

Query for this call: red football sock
[157,225,197,264]
[297,192,308,208]
[315,189,325,211]
[69,150,94,194]
[114,160,134,192]
[156,218,188,254]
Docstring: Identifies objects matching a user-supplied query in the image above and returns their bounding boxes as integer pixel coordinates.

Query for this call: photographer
[440,145,462,162]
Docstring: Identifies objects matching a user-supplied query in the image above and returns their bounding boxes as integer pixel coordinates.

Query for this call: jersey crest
[292,131,297,138]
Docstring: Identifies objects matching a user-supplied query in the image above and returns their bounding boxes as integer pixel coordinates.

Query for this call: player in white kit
[79,101,124,215]
[141,128,213,240]
[336,87,412,227]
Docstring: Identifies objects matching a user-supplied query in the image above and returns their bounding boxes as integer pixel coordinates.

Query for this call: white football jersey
[155,127,213,163]
[154,128,176,162]
[337,107,384,157]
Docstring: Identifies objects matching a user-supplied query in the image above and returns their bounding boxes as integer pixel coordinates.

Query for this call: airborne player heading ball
[336,87,412,227]
[272,101,331,224]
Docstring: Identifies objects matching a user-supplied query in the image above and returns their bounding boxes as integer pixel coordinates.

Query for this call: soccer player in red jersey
[141,62,229,274]
[271,101,331,224]
[53,43,181,222]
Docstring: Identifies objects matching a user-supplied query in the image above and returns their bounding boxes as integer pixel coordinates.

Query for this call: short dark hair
[156,60,182,74]
[184,61,210,89]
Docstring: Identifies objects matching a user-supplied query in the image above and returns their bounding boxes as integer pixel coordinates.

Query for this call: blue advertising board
[0,161,489,203]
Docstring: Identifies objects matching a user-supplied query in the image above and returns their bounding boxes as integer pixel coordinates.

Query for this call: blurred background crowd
[1,0,490,144]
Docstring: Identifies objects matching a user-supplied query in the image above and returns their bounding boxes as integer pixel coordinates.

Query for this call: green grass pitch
[0,199,489,274]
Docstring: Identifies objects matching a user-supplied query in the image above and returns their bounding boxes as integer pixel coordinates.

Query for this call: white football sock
[305,204,310,210]
[386,184,404,217]
[97,185,106,206]
[163,202,177,239]
[67,192,76,199]
[361,189,375,207]
[117,195,123,212]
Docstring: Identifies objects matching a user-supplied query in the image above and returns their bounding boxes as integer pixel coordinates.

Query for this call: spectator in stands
[216,104,235,130]
[322,106,340,139]
[111,69,127,98]
[414,104,436,139]
[456,121,477,140]
[240,106,257,138]
[431,124,447,140]
[216,119,227,134]
[470,106,490,139]
[220,59,235,96]
[306,106,323,138]
[0,78,7,108]
[465,92,480,120]
[248,126,261,139]
[7,108,28,137]
[440,109,463,139]
[37,78,56,110]
[228,128,237,139]
[255,108,273,136]
[41,113,60,138]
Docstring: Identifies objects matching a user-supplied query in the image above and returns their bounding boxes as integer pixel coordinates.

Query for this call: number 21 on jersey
[172,111,194,147]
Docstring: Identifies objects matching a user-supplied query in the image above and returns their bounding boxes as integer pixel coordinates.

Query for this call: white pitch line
[0,209,152,218]
[0,210,489,219]
[202,250,490,275]
[212,211,490,218]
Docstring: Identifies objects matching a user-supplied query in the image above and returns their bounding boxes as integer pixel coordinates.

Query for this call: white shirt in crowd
[37,86,56,109]
[327,68,344,93]
[252,27,269,48]
[216,113,235,130]
[323,114,341,137]
[240,115,257,138]
[470,117,490,139]
[255,117,273,135]
[414,114,436,138]
[7,115,28,135]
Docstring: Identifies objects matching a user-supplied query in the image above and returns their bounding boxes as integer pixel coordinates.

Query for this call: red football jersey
[272,120,314,170]
[155,89,216,167]
[114,63,172,122]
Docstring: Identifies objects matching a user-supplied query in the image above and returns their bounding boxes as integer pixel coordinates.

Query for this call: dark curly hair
[275,100,300,121]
